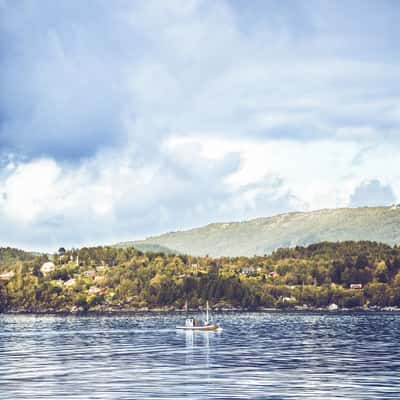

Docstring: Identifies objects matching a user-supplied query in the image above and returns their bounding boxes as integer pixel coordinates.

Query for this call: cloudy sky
[1,0,400,251]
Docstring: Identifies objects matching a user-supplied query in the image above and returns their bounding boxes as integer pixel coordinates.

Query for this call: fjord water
[0,313,399,399]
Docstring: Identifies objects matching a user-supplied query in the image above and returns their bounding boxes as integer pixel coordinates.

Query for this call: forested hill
[0,247,37,266]
[2,241,400,312]
[119,206,400,257]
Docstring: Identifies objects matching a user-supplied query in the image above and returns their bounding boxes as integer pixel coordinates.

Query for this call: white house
[88,286,102,295]
[40,262,56,275]
[0,271,15,281]
[65,278,76,287]
[241,267,255,275]
[350,283,363,290]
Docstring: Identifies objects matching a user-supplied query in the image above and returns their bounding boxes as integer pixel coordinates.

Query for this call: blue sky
[1,0,400,251]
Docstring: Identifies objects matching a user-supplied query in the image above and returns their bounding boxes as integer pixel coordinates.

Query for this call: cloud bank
[350,179,396,208]
[1,0,400,250]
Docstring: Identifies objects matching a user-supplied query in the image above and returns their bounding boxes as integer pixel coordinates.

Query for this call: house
[241,267,255,275]
[64,278,76,287]
[41,262,56,275]
[282,296,297,303]
[350,283,363,290]
[0,271,15,281]
[83,270,96,278]
[269,271,279,278]
[328,303,339,311]
[88,286,105,294]
[88,286,100,295]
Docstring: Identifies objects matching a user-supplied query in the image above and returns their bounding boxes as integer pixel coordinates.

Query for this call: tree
[365,283,390,307]
[355,254,369,270]
[375,261,389,283]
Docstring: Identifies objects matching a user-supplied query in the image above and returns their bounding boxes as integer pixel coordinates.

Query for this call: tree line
[1,241,400,312]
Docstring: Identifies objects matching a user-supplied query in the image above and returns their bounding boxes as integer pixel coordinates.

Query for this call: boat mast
[206,301,209,324]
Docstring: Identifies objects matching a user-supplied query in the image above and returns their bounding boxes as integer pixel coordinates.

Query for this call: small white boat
[176,301,220,331]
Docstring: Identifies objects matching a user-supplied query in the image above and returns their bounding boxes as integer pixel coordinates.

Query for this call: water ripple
[0,312,399,399]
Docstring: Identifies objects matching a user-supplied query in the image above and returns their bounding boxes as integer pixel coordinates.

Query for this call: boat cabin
[185,318,197,327]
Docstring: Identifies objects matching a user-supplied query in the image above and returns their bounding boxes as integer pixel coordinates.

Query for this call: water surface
[0,312,399,399]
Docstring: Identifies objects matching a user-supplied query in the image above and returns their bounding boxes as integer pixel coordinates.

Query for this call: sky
[1,0,400,251]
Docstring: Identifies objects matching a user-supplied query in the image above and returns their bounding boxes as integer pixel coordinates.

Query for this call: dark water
[0,312,399,399]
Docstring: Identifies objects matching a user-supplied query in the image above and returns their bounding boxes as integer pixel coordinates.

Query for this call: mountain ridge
[116,206,400,257]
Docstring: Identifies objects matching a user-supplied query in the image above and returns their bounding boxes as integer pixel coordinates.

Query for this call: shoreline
[2,306,400,315]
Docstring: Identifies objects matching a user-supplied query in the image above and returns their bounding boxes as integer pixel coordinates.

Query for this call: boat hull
[176,324,219,331]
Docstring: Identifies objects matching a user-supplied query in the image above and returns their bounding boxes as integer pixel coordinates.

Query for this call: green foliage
[0,247,37,267]
[1,241,400,312]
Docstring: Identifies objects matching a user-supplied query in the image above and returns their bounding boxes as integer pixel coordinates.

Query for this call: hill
[114,242,179,255]
[0,247,37,267]
[118,206,400,257]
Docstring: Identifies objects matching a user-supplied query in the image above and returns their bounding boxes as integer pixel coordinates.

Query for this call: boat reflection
[181,329,220,378]
[183,329,212,348]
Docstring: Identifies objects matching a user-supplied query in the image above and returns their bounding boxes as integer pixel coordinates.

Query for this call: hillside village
[1,241,400,312]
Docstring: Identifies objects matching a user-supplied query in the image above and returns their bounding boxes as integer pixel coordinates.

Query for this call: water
[0,312,399,399]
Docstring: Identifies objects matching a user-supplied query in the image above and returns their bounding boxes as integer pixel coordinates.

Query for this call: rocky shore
[3,305,400,314]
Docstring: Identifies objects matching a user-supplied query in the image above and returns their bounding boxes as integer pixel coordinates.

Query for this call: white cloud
[0,1,400,249]
[1,159,61,222]
[167,134,400,212]
[350,179,396,208]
